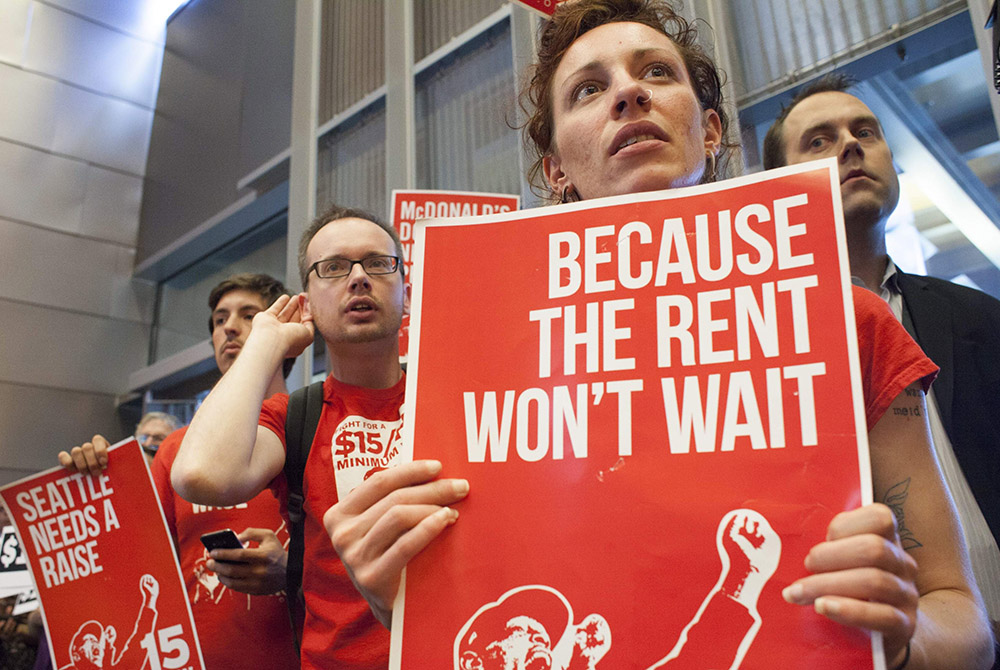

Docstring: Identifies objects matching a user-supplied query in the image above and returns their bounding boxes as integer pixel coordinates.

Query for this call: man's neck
[326,339,402,390]
[846,216,890,292]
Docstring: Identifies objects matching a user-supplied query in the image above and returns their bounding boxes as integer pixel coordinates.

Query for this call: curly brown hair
[520,0,734,197]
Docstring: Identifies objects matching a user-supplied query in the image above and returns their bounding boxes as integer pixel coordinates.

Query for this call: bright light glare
[886,179,932,275]
[141,0,191,35]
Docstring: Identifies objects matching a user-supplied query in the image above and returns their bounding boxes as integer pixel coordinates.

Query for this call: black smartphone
[200,529,244,554]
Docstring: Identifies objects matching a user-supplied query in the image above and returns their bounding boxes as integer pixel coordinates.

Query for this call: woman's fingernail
[782,583,804,603]
[814,597,840,616]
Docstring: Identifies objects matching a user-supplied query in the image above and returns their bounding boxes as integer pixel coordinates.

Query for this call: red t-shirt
[153,428,300,670]
[259,375,406,670]
[851,285,937,430]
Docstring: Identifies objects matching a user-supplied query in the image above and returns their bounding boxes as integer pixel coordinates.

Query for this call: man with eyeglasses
[173,204,467,670]
[134,411,180,460]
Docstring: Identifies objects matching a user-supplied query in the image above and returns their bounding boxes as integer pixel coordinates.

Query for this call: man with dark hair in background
[60,273,300,670]
[764,74,1000,650]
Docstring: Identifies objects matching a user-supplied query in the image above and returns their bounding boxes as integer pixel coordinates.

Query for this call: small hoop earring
[637,89,653,105]
[703,150,717,183]
[560,185,581,203]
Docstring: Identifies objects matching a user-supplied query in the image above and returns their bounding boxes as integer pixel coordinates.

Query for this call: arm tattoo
[882,478,923,550]
[894,388,923,417]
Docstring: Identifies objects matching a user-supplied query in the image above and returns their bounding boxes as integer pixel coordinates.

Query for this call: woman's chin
[595,170,701,199]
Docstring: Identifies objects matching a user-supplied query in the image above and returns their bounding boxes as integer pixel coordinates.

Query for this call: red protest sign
[391,189,519,360]
[1,440,204,670]
[509,0,566,17]
[394,160,879,668]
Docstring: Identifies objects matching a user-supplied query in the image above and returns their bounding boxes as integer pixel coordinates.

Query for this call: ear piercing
[560,185,581,203]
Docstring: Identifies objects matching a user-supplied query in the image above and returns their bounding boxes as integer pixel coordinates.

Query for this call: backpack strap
[283,381,324,631]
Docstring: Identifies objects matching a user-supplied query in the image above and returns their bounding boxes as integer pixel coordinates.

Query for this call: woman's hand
[783,504,917,668]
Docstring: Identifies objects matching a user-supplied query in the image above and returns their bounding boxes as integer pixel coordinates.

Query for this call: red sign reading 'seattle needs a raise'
[1,441,203,670]
[393,159,880,669]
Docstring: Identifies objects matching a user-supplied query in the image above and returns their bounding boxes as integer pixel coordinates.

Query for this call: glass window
[415,19,521,196]
[885,35,1000,298]
[317,104,387,219]
[151,213,287,363]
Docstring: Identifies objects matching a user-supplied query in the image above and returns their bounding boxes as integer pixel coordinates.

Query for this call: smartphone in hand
[200,529,244,563]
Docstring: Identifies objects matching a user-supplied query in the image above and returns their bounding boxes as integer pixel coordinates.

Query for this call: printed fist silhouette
[719,509,781,611]
[569,613,611,670]
[140,574,160,609]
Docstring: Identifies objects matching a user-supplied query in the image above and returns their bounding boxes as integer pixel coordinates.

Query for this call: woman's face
[543,22,721,200]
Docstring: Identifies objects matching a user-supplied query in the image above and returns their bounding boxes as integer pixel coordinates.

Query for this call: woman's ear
[542,153,569,195]
[702,108,723,154]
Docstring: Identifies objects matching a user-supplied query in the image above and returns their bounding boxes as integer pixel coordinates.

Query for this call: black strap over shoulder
[283,381,324,623]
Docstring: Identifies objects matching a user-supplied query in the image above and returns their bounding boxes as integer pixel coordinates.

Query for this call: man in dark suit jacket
[894,271,1000,540]
[763,73,1000,649]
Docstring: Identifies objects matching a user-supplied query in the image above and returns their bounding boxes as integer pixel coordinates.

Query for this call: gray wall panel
[51,87,153,175]
[0,381,125,483]
[80,166,143,246]
[0,63,59,149]
[154,329,211,368]
[0,139,87,229]
[0,0,31,67]
[156,51,244,141]
[0,140,143,247]
[0,1,160,485]
[23,2,163,107]
[0,218,154,323]
[42,0,171,42]
[0,63,153,175]
[138,31,244,264]
[0,297,149,395]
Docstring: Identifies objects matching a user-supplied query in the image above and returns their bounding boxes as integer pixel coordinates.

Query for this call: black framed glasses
[309,255,401,279]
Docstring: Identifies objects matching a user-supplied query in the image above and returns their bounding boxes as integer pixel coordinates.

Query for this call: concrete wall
[0,0,162,484]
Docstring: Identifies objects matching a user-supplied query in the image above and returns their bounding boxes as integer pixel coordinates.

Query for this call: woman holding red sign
[323,2,993,669]
[517,2,992,669]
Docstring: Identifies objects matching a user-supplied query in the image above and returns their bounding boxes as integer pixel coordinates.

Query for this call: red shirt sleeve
[150,427,183,538]
[258,392,291,508]
[852,286,938,430]
[258,392,290,447]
